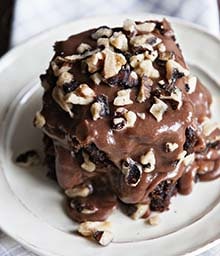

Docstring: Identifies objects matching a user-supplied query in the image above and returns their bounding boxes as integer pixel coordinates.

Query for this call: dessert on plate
[34,18,220,245]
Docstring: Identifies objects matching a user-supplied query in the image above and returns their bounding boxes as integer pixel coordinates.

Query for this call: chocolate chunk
[150,180,177,211]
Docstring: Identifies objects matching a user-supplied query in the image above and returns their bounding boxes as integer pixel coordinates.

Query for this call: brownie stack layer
[34,18,220,222]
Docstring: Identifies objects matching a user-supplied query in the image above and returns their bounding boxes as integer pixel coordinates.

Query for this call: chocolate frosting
[36,18,220,222]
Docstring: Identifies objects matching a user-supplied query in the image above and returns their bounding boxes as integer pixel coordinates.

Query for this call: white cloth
[1,0,220,255]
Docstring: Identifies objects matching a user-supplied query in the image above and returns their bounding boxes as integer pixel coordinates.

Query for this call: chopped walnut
[91,102,102,121]
[122,157,142,187]
[50,57,72,77]
[147,215,160,225]
[144,49,158,62]
[160,87,183,110]
[137,112,146,120]
[157,43,166,53]
[76,43,92,54]
[130,34,162,48]
[52,86,73,117]
[165,142,179,152]
[78,221,112,236]
[123,19,136,33]
[186,76,197,94]
[113,89,133,106]
[136,22,156,33]
[137,76,153,103]
[131,204,149,220]
[150,97,168,122]
[34,111,46,128]
[103,48,127,79]
[112,107,136,130]
[65,84,96,105]
[140,148,156,172]
[110,31,128,51]
[131,56,160,78]
[65,184,93,198]
[64,49,100,62]
[91,26,113,40]
[97,38,111,48]
[166,60,190,82]
[93,230,113,246]
[56,71,74,87]
[86,52,104,73]
[90,72,103,85]
[81,152,96,172]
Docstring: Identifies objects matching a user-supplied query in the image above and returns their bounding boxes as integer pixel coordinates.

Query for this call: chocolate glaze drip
[37,19,220,222]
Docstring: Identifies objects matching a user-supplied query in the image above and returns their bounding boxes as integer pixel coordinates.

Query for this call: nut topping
[140,148,156,172]
[93,230,113,246]
[132,58,160,78]
[144,49,158,62]
[160,87,183,110]
[81,152,96,172]
[136,22,156,33]
[165,142,179,152]
[137,76,153,103]
[110,31,128,51]
[122,158,142,187]
[149,97,168,122]
[65,184,93,198]
[56,71,74,87]
[51,57,72,77]
[76,43,92,54]
[166,60,189,82]
[131,204,149,220]
[157,43,166,53]
[103,48,127,79]
[186,76,197,94]
[90,72,103,85]
[34,111,46,128]
[112,107,136,130]
[86,52,104,73]
[113,89,133,106]
[65,84,96,105]
[91,26,113,40]
[123,19,136,33]
[91,95,110,121]
[78,221,113,246]
[52,86,73,117]
[147,215,160,225]
[137,112,146,120]
[130,34,162,48]
[183,153,195,166]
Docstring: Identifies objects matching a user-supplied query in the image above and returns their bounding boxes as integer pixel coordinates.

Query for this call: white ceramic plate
[0,14,220,256]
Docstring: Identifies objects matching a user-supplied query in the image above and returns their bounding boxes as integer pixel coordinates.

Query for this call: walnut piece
[147,215,160,225]
[34,111,46,128]
[186,76,197,94]
[166,60,190,82]
[65,84,96,105]
[103,48,127,79]
[165,142,179,152]
[91,27,113,40]
[110,31,128,51]
[140,148,156,172]
[81,152,96,172]
[137,76,153,103]
[76,43,92,54]
[90,72,102,85]
[160,87,183,110]
[149,97,168,122]
[113,89,133,106]
[78,221,112,237]
[136,22,156,33]
[65,184,92,198]
[131,204,149,220]
[56,71,73,87]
